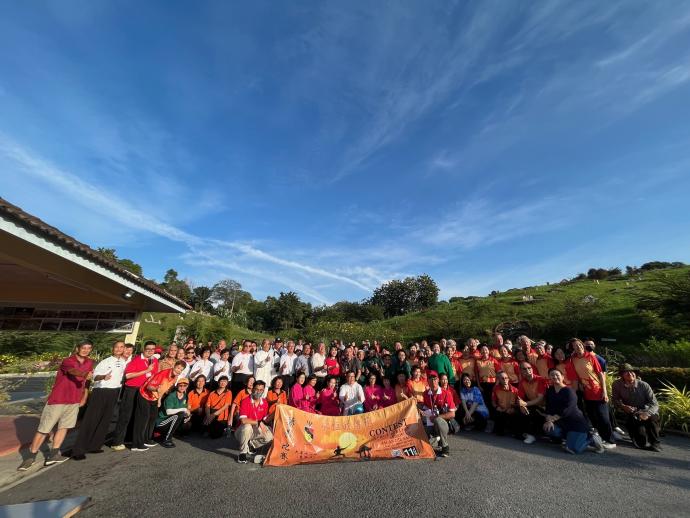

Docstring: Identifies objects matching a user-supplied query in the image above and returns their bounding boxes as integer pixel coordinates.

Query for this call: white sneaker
[602,441,616,449]
[590,433,605,453]
[144,443,157,448]
[253,454,265,464]
[523,434,536,445]
[131,447,149,452]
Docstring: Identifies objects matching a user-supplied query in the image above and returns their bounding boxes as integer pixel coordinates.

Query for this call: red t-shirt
[570,351,604,401]
[238,397,268,422]
[422,387,456,412]
[317,387,341,416]
[475,358,500,383]
[47,355,94,405]
[325,357,340,377]
[517,375,549,402]
[124,354,159,388]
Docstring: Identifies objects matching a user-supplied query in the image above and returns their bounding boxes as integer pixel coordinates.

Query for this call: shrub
[638,367,690,390]
[629,339,690,368]
[658,382,690,433]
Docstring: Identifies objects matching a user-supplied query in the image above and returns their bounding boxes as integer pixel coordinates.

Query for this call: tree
[161,269,192,301]
[369,275,439,318]
[96,247,143,276]
[261,292,312,331]
[636,271,690,336]
[413,274,439,310]
[190,286,213,313]
[210,279,242,315]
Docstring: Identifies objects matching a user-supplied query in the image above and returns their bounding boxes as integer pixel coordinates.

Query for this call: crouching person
[154,378,190,448]
[234,380,273,464]
[421,371,456,458]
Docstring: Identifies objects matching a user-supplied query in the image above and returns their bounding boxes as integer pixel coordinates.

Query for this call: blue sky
[1,1,690,305]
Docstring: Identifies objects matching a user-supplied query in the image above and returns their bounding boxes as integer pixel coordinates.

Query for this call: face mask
[251,392,262,400]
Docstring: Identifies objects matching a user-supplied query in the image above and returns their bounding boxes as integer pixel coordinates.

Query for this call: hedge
[638,367,690,390]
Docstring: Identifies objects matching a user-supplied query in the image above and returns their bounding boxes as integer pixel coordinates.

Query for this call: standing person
[18,341,94,470]
[339,347,358,382]
[518,336,538,366]
[534,343,554,379]
[316,376,341,416]
[123,343,135,365]
[179,348,197,380]
[476,346,500,415]
[235,381,273,464]
[288,372,308,410]
[543,368,605,454]
[131,361,186,452]
[421,371,456,457]
[210,339,227,363]
[189,347,213,382]
[253,339,276,395]
[158,344,179,372]
[324,345,341,379]
[553,348,574,387]
[339,371,365,415]
[498,346,520,385]
[612,364,661,452]
[279,341,298,387]
[311,342,328,390]
[428,342,455,385]
[364,373,384,412]
[303,376,318,413]
[154,378,190,448]
[212,349,232,387]
[231,340,254,395]
[111,341,158,451]
[569,338,615,447]
[71,340,127,461]
[204,376,233,439]
[294,343,313,377]
[266,376,288,423]
[392,350,411,380]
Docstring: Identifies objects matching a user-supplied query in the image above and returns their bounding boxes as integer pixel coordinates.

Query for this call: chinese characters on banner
[264,399,436,466]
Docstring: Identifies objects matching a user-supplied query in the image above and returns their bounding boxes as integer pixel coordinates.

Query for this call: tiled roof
[0,197,191,310]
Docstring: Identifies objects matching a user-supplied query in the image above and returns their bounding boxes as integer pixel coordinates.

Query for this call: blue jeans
[549,425,590,454]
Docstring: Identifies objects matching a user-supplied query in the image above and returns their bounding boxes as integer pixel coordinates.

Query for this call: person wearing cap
[154,377,190,448]
[18,340,94,471]
[422,371,456,457]
[612,364,661,451]
[71,340,127,461]
[235,380,273,464]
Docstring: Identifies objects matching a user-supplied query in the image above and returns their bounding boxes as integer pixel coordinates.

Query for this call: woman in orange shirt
[204,376,232,439]
[553,348,573,387]
[266,376,288,424]
[394,372,413,402]
[186,375,209,433]
[408,366,427,406]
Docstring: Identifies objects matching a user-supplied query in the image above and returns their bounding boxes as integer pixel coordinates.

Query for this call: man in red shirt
[492,371,528,438]
[517,363,548,444]
[131,360,186,451]
[569,338,615,446]
[111,341,159,450]
[235,380,273,464]
[19,340,94,470]
[422,371,456,458]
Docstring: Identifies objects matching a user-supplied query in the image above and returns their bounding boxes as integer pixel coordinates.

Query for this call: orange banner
[264,399,436,466]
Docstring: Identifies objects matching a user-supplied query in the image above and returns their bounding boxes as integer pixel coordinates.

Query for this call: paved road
[0,375,48,402]
[1,432,688,517]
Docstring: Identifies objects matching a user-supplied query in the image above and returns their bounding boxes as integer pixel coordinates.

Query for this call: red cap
[154,347,163,354]
[427,370,439,379]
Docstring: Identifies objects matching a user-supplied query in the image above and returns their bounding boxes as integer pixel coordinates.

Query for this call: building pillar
[124,311,142,345]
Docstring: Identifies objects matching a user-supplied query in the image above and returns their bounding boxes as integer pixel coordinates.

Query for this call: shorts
[37,403,80,433]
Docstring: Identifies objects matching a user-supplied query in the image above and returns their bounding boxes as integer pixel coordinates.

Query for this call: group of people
[18,332,662,470]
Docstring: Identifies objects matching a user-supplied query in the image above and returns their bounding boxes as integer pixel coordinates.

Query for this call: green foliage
[628,339,690,368]
[161,269,192,302]
[190,286,213,313]
[95,247,144,276]
[0,332,117,355]
[637,367,690,390]
[636,271,690,338]
[369,274,439,318]
[303,321,400,346]
[312,301,384,324]
[657,382,690,433]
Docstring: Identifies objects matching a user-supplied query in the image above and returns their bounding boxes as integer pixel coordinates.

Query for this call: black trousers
[585,399,614,443]
[132,393,158,449]
[154,414,183,442]
[494,410,525,437]
[112,386,138,445]
[479,383,495,419]
[281,374,295,389]
[208,418,226,439]
[457,406,487,431]
[626,414,660,448]
[73,388,120,456]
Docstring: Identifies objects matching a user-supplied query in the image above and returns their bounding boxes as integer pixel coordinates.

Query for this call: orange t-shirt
[476,358,499,383]
[500,359,520,384]
[233,389,251,408]
[409,379,427,403]
[459,358,476,380]
[571,352,604,401]
[206,389,233,421]
[187,388,209,412]
[266,389,287,415]
[492,384,520,410]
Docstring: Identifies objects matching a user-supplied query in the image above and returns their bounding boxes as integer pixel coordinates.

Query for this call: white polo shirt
[92,356,126,389]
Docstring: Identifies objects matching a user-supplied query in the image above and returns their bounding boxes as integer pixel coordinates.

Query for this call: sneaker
[440,446,450,457]
[484,420,495,434]
[18,456,36,471]
[253,454,265,464]
[237,453,248,464]
[144,442,158,448]
[161,441,175,448]
[131,447,149,452]
[110,444,126,451]
[590,434,605,453]
[44,450,69,466]
[523,434,536,445]
[602,441,616,450]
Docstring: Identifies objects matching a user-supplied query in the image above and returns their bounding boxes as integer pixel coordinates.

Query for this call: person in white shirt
[189,347,214,382]
[212,349,232,385]
[71,341,127,460]
[311,342,328,390]
[253,339,276,396]
[339,371,365,415]
[210,339,227,364]
[231,340,254,395]
[279,341,298,388]
[179,348,197,380]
